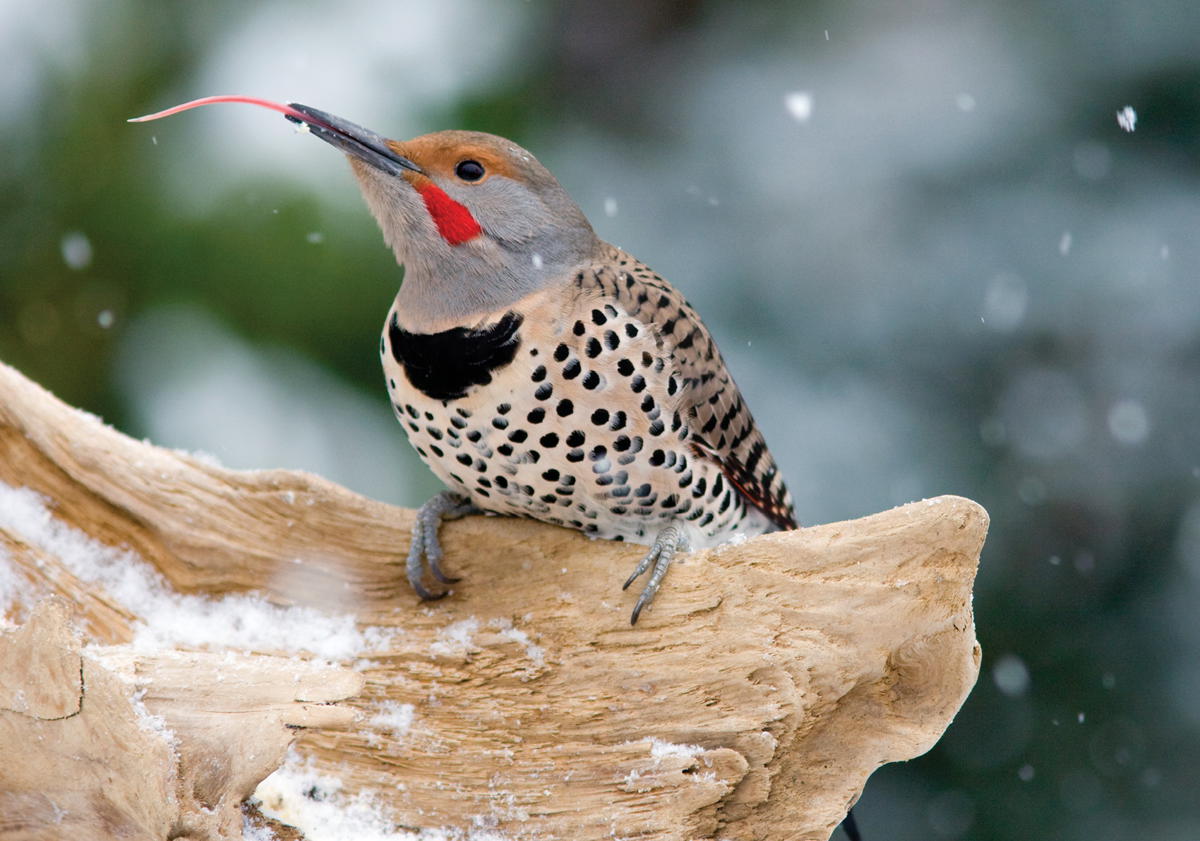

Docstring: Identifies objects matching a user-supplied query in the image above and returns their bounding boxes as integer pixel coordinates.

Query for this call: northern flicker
[130,97,799,626]
[134,96,863,841]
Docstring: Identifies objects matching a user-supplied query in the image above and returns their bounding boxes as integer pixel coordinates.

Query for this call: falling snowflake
[1116,106,1137,132]
[784,91,813,123]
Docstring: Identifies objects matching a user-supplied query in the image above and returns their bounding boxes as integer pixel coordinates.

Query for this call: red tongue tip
[127,95,314,125]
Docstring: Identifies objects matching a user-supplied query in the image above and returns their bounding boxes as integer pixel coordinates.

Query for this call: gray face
[348,130,601,331]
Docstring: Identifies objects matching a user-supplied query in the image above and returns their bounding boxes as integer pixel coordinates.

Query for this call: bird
[128,96,798,626]
[131,95,862,841]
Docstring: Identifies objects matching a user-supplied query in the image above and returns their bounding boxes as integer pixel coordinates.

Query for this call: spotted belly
[380,299,769,548]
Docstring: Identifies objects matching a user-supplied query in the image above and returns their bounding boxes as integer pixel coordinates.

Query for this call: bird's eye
[455,160,485,182]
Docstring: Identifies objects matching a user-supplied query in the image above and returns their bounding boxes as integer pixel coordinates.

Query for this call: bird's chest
[379,297,749,546]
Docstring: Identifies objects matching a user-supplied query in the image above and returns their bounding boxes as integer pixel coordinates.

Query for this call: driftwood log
[0,361,985,841]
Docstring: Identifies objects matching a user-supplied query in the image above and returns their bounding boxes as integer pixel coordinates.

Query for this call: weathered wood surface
[0,361,985,840]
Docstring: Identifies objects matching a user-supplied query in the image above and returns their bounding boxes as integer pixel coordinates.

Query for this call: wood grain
[0,361,984,840]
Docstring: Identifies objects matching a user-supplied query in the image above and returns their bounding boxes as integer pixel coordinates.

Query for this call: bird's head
[130,97,600,329]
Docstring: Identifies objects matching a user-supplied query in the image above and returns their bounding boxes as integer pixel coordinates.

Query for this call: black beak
[286,103,423,178]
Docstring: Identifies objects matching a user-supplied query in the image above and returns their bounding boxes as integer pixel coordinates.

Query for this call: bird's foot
[406,491,479,600]
[622,521,687,624]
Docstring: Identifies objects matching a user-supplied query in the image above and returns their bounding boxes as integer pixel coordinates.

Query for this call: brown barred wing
[581,246,798,530]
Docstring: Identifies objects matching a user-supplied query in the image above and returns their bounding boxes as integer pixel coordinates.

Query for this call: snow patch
[368,700,415,736]
[487,617,545,665]
[429,617,479,657]
[253,750,513,841]
[649,738,705,763]
[0,482,395,659]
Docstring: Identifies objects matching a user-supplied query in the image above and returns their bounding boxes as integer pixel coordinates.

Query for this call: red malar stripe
[417,183,482,245]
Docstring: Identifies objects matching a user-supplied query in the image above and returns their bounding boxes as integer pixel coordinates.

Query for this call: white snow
[97,309,115,329]
[1116,105,1137,132]
[483,617,545,666]
[784,91,813,123]
[1107,400,1150,445]
[0,481,396,659]
[60,231,93,270]
[241,816,277,841]
[955,92,976,112]
[992,653,1031,697]
[429,617,479,657]
[603,197,618,218]
[253,750,512,841]
[648,738,705,763]
[368,700,415,736]
[1058,231,1072,256]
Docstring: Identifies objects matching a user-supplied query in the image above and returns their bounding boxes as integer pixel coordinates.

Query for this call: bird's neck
[390,260,550,334]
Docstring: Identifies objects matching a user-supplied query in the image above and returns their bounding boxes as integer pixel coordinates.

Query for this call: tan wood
[0,361,984,840]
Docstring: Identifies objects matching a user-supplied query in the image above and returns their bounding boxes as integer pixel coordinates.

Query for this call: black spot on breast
[563,359,582,379]
[616,359,634,376]
[388,312,522,402]
[527,407,546,424]
[566,430,586,447]
[586,338,602,358]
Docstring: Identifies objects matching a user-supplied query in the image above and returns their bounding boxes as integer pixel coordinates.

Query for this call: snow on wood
[0,360,985,841]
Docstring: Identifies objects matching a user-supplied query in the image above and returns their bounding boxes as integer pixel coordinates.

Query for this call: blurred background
[2,0,1198,838]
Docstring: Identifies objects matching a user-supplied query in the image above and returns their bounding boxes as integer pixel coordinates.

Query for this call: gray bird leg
[406,490,479,600]
[622,521,687,624]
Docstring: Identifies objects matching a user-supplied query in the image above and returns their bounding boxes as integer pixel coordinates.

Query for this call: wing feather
[579,246,797,529]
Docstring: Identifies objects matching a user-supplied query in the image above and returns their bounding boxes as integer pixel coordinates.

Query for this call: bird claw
[623,522,685,624]
[406,491,477,599]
